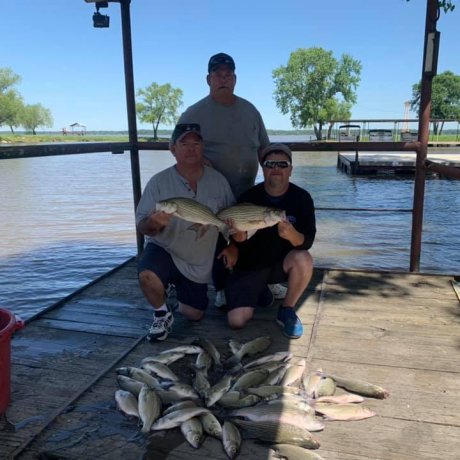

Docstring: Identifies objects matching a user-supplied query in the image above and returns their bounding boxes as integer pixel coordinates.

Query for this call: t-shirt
[135,165,235,283]
[235,182,316,271]
[178,95,270,198]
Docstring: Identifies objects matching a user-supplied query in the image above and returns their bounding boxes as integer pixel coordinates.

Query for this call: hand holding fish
[277,220,305,247]
[224,218,246,242]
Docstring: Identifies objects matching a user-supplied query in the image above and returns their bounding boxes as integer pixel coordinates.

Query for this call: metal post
[410,0,438,272]
[119,0,144,256]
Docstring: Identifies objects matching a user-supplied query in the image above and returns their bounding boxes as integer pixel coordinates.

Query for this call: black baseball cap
[260,143,293,162]
[170,123,203,145]
[208,53,235,73]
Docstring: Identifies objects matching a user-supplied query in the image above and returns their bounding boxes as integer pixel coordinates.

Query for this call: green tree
[0,67,24,133]
[273,48,361,140]
[410,71,460,135]
[21,103,53,135]
[136,83,183,140]
[406,0,455,13]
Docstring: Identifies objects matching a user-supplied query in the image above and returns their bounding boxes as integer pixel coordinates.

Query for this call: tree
[410,71,460,135]
[273,48,361,140]
[406,0,455,13]
[21,103,53,135]
[0,67,24,132]
[136,83,183,140]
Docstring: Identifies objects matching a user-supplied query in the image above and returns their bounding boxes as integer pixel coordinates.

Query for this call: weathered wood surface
[1,259,459,459]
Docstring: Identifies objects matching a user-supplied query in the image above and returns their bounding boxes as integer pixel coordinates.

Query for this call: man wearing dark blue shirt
[219,143,316,339]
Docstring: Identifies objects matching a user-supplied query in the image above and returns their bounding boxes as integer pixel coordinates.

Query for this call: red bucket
[0,309,24,414]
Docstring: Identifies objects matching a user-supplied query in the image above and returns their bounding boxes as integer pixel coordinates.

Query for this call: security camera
[93,11,110,27]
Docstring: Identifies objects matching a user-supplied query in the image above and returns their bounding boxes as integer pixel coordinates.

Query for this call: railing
[1,139,458,272]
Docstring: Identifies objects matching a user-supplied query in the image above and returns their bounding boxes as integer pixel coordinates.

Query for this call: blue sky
[1,0,458,131]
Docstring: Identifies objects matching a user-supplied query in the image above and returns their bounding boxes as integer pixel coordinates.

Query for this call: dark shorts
[225,259,288,311]
[138,243,208,311]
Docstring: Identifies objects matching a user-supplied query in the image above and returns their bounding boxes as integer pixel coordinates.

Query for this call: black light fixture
[423,30,440,77]
[85,1,110,28]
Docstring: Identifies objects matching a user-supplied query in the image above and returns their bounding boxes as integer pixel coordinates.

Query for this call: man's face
[262,152,292,187]
[207,64,236,96]
[171,132,203,166]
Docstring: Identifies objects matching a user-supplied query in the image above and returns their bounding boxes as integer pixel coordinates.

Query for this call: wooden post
[410,0,438,272]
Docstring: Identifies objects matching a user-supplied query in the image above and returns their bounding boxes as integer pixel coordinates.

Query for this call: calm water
[1,144,459,320]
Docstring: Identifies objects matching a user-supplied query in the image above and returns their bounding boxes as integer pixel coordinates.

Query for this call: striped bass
[217,203,286,232]
[114,389,139,418]
[222,421,242,460]
[231,418,320,449]
[230,404,325,432]
[314,402,376,421]
[138,385,162,433]
[156,197,229,236]
[270,444,325,460]
[320,372,390,399]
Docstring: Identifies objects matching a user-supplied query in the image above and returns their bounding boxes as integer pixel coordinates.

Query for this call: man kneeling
[218,143,316,339]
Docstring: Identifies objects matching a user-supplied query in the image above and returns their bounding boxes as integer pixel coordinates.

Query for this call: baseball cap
[170,123,203,145]
[208,53,235,73]
[260,143,292,162]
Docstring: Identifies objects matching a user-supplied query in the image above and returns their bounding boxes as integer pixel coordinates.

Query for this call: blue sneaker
[258,286,274,308]
[276,307,303,339]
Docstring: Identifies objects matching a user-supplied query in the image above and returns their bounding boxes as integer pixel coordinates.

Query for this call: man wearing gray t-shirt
[179,52,287,305]
[136,123,235,341]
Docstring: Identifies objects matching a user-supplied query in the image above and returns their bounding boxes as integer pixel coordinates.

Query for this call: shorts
[225,259,287,311]
[138,243,208,311]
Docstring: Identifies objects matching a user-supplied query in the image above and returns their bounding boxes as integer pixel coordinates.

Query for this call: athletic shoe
[276,307,303,339]
[258,286,274,308]
[147,307,174,342]
[269,283,288,300]
[215,290,227,308]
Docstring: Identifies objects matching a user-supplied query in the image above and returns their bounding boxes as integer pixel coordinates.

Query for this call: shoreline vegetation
[0,129,459,144]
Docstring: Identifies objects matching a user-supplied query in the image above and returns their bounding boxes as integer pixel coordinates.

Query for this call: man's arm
[137,211,172,237]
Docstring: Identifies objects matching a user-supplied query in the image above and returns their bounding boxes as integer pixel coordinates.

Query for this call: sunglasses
[262,160,291,169]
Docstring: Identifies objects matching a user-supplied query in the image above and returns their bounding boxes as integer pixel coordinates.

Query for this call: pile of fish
[114,336,389,459]
[156,197,286,240]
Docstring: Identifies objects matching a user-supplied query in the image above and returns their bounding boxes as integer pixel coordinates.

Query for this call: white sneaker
[269,283,287,300]
[147,308,174,341]
[215,290,227,308]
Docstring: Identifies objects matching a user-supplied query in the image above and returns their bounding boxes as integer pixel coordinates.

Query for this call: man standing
[179,52,286,302]
[221,143,316,339]
[179,52,269,199]
[136,123,235,341]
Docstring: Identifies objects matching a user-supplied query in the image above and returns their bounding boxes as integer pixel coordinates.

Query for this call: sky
[1,0,459,132]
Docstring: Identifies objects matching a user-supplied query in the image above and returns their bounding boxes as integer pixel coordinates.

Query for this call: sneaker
[276,307,303,339]
[258,286,274,308]
[269,283,288,300]
[215,290,227,308]
[147,308,174,342]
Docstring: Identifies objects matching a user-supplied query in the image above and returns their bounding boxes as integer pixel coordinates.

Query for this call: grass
[0,133,168,144]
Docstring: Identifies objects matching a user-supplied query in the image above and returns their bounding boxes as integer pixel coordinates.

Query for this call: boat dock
[2,258,460,459]
[337,151,460,175]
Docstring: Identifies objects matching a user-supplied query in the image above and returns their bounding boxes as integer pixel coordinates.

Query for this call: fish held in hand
[217,203,286,232]
[156,197,229,237]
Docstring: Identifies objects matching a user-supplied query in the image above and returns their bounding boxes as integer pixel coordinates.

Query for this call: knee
[139,270,163,291]
[227,308,252,329]
[292,250,314,271]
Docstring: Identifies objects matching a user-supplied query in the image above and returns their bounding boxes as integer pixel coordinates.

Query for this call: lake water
[1,144,459,320]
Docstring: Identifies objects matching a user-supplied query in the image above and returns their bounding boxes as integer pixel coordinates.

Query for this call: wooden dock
[2,258,460,459]
[337,151,460,175]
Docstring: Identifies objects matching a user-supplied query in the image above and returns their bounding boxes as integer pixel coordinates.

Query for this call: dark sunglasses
[262,160,291,169]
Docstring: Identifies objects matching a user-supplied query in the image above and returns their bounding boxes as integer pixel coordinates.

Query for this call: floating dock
[2,259,460,459]
[337,151,460,175]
